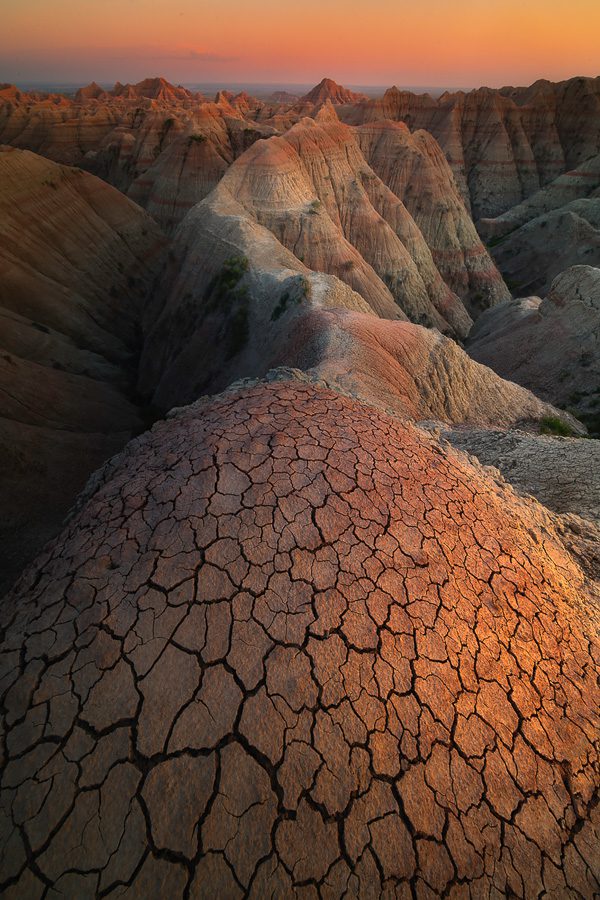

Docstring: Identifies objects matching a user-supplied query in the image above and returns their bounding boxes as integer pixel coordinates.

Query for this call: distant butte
[301,77,369,104]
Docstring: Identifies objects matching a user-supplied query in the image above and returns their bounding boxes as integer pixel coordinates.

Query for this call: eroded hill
[0,379,598,896]
[0,146,166,591]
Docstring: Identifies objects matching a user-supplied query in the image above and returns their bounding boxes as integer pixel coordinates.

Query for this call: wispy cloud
[187,50,237,62]
[116,47,237,63]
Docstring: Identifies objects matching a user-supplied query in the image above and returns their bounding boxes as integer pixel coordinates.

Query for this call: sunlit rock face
[341,75,600,220]
[354,119,510,315]
[1,380,598,898]
[0,81,275,233]
[301,77,370,105]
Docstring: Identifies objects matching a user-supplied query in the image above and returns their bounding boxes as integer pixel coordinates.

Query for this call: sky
[1,0,599,89]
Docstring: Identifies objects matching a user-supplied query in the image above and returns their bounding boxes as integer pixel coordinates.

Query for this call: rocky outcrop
[0,84,277,232]
[478,154,600,293]
[4,74,600,228]
[467,265,600,431]
[479,153,600,241]
[444,425,600,523]
[355,120,509,314]
[110,77,197,103]
[138,181,569,437]
[341,76,600,221]
[268,90,301,103]
[138,182,384,410]
[73,81,110,103]
[0,90,124,166]
[75,77,204,106]
[286,309,569,427]
[196,115,480,335]
[0,146,167,592]
[301,77,368,105]
[1,73,599,895]
[441,425,600,582]
[0,378,598,898]
[123,105,277,231]
[483,199,600,296]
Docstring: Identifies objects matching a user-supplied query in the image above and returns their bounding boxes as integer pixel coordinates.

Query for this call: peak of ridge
[302,77,368,105]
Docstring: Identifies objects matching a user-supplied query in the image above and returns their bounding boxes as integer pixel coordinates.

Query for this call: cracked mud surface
[0,382,599,898]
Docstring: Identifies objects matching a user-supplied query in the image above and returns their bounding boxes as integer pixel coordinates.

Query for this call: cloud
[188,50,237,62]
[145,48,238,63]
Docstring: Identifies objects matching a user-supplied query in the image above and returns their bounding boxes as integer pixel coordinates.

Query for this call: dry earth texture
[0,380,598,898]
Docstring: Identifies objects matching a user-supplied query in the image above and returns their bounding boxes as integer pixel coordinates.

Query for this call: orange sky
[2,0,599,88]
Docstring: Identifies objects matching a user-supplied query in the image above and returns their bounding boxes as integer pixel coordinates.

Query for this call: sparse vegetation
[201,257,251,357]
[226,306,250,358]
[208,256,249,305]
[271,275,310,321]
[298,276,310,300]
[540,415,575,437]
[271,291,290,321]
[188,133,207,145]
[309,199,321,214]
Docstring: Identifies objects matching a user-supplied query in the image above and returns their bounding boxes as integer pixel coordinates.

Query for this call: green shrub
[271,292,290,321]
[197,256,252,358]
[188,133,207,144]
[205,256,249,312]
[540,416,574,437]
[226,305,249,358]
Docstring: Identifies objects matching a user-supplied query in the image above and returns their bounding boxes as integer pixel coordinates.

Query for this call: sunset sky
[2,0,599,88]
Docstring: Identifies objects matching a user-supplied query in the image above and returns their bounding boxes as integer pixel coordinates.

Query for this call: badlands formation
[0,76,599,897]
[0,146,166,593]
[467,265,600,429]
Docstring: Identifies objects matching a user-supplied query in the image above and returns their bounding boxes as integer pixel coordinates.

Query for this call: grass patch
[540,416,575,437]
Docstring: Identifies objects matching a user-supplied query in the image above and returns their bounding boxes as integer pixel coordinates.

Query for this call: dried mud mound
[1,382,599,898]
